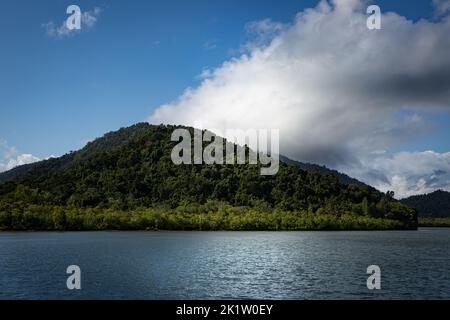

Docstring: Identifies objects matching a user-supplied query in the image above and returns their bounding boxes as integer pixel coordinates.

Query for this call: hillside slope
[279,155,364,186]
[0,123,152,185]
[401,190,450,218]
[0,123,417,230]
[1,127,366,187]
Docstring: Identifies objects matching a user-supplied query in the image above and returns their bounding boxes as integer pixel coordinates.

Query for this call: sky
[1,0,450,198]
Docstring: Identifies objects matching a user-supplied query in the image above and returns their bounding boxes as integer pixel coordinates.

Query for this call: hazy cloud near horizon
[339,151,450,199]
[0,140,39,173]
[149,0,450,198]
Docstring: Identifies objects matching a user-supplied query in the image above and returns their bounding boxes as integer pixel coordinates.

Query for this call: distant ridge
[401,190,450,218]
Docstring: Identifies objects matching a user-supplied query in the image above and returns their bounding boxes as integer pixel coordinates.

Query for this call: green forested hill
[0,123,417,230]
[279,155,364,186]
[401,190,450,218]
[0,123,153,185]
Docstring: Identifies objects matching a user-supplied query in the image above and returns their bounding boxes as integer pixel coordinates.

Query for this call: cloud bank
[149,0,450,198]
[343,151,450,198]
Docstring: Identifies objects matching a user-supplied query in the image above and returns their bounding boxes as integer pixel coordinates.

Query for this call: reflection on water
[0,229,449,299]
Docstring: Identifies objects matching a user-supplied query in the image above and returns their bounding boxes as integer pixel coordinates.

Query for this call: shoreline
[418,218,450,228]
[0,227,421,232]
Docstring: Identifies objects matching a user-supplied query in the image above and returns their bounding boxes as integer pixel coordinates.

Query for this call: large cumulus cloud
[149,0,450,198]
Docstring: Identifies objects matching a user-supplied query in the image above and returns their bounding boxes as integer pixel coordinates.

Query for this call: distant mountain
[0,123,416,230]
[401,190,450,218]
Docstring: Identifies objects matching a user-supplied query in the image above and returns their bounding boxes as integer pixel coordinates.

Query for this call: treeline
[418,217,450,227]
[0,201,411,231]
[0,124,417,230]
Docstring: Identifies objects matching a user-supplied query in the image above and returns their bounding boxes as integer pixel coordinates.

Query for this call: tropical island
[0,123,417,231]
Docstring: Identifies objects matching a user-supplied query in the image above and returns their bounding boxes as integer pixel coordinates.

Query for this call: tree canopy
[0,123,417,230]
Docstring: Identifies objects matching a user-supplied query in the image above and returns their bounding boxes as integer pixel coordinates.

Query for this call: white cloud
[243,18,288,50]
[1,154,40,172]
[43,7,102,39]
[0,140,40,173]
[203,39,219,50]
[344,151,450,199]
[148,0,450,197]
[433,0,450,17]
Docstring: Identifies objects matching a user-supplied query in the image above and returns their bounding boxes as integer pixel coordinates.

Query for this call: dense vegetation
[401,190,450,218]
[0,123,417,230]
[279,155,364,186]
[418,217,450,227]
[0,201,409,231]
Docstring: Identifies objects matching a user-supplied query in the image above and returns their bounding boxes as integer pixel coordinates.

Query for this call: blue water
[0,229,449,299]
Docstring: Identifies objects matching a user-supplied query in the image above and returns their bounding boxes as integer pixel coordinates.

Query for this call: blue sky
[1,0,450,197]
[0,0,315,158]
[0,0,443,158]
